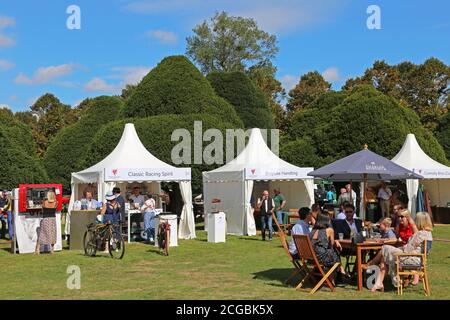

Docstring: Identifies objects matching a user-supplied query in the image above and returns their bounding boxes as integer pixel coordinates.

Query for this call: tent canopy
[72,123,190,184]
[203,128,313,182]
[392,133,450,213]
[392,133,450,179]
[203,128,314,236]
[69,123,195,240]
[308,147,423,181]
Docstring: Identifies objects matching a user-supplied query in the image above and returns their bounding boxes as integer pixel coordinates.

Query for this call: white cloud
[84,77,121,93]
[0,34,15,47]
[0,16,15,29]
[85,66,152,93]
[146,30,178,44]
[0,59,15,70]
[322,67,340,82]
[14,64,76,85]
[280,74,300,92]
[126,0,348,33]
[0,103,11,109]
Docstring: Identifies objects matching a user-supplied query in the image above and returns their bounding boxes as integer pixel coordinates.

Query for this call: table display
[69,210,100,250]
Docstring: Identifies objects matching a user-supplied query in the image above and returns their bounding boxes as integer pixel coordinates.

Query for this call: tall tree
[186,11,278,74]
[343,58,450,131]
[286,71,332,113]
[29,93,78,155]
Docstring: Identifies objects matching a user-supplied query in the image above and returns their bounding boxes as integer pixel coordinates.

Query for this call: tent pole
[363,174,367,221]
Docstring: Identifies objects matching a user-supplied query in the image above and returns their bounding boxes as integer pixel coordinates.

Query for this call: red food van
[18,184,63,213]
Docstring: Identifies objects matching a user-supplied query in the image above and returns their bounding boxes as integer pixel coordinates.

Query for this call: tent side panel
[203,180,245,236]
[422,179,450,207]
[268,180,311,211]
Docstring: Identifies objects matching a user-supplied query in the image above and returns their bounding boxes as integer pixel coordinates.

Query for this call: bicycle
[83,221,125,259]
[157,218,171,256]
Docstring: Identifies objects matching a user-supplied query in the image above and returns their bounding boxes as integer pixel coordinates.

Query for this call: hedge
[207,71,275,129]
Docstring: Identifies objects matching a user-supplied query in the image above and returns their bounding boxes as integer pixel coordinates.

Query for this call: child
[379,217,397,239]
[142,198,157,243]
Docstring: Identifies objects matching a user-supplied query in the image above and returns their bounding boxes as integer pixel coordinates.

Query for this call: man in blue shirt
[288,207,313,258]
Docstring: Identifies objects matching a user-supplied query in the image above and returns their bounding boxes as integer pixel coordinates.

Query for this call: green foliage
[207,71,275,129]
[43,96,124,190]
[343,58,450,131]
[280,138,324,168]
[186,11,278,74]
[286,71,332,113]
[123,55,243,127]
[84,114,244,194]
[0,112,48,189]
[287,86,448,166]
[437,112,450,160]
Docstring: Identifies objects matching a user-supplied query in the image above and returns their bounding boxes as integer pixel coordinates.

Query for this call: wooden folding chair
[272,212,289,235]
[396,239,431,296]
[292,234,340,294]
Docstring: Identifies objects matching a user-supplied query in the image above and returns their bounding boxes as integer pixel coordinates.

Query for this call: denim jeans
[260,214,273,239]
[144,211,156,241]
[276,210,284,225]
[7,211,13,239]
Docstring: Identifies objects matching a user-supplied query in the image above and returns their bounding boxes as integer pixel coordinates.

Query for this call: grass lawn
[1,224,449,300]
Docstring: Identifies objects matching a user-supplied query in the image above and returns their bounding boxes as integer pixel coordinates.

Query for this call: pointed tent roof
[392,134,450,179]
[203,128,313,181]
[72,123,188,183]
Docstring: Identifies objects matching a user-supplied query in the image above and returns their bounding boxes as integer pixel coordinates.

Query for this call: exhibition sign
[105,167,191,182]
[244,167,313,180]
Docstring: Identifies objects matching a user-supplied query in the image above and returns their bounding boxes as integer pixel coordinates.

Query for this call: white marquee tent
[392,133,450,216]
[68,123,196,240]
[203,128,314,236]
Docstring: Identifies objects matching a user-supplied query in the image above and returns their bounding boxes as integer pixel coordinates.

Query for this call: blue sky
[0,0,449,111]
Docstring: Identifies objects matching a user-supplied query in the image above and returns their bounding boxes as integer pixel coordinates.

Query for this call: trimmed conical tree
[122,55,243,127]
[43,96,124,190]
[207,71,275,129]
[0,112,48,189]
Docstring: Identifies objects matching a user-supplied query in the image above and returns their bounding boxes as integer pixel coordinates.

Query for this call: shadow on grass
[252,268,294,285]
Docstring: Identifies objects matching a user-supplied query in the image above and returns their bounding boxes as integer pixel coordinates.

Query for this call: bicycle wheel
[108,231,125,259]
[83,230,97,257]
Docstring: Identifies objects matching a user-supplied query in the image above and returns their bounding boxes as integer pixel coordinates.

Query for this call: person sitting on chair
[332,203,363,239]
[379,217,397,239]
[363,212,433,292]
[288,207,312,258]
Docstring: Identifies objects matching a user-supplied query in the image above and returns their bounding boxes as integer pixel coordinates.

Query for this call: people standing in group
[273,188,286,226]
[346,184,357,208]
[363,212,433,292]
[2,191,13,241]
[337,188,350,207]
[113,187,126,221]
[35,191,58,255]
[129,186,145,208]
[378,182,392,218]
[288,207,313,258]
[326,185,336,204]
[395,209,418,244]
[257,190,275,241]
[141,198,157,243]
[0,191,6,239]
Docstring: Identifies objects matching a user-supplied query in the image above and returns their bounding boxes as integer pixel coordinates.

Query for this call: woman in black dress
[310,212,349,278]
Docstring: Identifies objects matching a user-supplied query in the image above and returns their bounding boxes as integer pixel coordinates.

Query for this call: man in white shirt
[346,184,357,208]
[129,186,145,207]
[288,207,312,258]
[378,182,392,218]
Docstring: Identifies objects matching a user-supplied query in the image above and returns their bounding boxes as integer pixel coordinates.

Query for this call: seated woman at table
[310,211,350,281]
[363,212,433,292]
[379,218,397,239]
[395,209,418,244]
